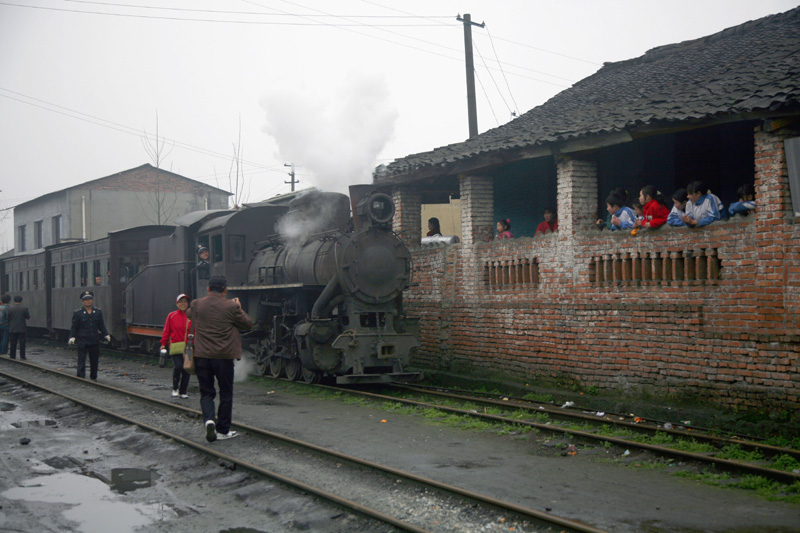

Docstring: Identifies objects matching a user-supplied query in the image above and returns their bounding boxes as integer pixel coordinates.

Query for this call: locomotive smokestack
[349,185,373,231]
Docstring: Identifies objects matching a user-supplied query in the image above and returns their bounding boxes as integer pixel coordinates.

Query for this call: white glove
[105,335,111,342]
[68,338,76,346]
[160,348,167,356]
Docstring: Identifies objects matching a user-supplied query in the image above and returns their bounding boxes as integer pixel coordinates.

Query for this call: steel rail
[309,383,800,484]
[1,360,607,533]
[0,367,430,533]
[393,384,800,461]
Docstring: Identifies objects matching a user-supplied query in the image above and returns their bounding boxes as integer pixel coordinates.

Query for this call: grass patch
[771,454,800,472]
[674,469,800,504]
[715,445,764,462]
[521,392,555,403]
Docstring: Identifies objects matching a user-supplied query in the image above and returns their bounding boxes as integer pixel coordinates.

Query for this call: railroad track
[298,382,800,485]
[0,357,606,533]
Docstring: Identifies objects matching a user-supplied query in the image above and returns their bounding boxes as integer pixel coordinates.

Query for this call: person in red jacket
[534,208,558,236]
[634,185,670,230]
[160,294,192,399]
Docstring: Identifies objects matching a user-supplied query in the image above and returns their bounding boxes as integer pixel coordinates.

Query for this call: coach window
[80,262,88,286]
[92,259,103,285]
[212,234,223,263]
[229,235,245,263]
[33,269,39,290]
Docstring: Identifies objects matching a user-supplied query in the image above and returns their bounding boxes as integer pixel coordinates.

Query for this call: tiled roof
[377,7,800,183]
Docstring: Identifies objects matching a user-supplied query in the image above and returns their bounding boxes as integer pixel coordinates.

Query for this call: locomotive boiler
[234,186,421,384]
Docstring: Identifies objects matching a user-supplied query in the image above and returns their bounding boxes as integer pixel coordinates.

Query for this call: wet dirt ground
[1,341,799,532]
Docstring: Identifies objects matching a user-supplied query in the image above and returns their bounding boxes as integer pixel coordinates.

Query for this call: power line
[0,1,576,87]
[0,1,447,25]
[0,87,286,179]
[485,24,519,117]
[242,0,572,87]
[65,0,452,18]
[357,0,601,66]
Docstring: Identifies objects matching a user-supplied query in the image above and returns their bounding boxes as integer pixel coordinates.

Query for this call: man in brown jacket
[187,275,253,442]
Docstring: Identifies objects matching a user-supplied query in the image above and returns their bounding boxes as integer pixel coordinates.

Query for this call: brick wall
[402,128,800,411]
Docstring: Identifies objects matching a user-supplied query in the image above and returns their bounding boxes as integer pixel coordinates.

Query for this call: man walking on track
[187,275,253,442]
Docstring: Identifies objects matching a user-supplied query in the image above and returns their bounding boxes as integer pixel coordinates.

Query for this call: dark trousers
[9,331,26,359]
[77,343,100,380]
[195,357,234,434]
[171,354,190,394]
[0,325,9,354]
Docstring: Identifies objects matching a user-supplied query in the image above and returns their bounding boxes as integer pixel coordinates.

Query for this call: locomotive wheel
[301,367,321,384]
[256,358,269,376]
[284,358,302,381]
[268,356,284,379]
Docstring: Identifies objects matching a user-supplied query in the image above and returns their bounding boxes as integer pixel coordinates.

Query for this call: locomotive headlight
[367,193,395,225]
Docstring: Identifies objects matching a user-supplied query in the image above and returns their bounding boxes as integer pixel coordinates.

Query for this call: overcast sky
[1,0,798,253]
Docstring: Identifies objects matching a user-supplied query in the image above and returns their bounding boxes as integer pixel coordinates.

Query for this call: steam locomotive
[233,186,421,384]
[1,185,421,385]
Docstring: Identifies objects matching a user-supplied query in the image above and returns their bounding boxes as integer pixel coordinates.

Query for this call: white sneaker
[171,390,179,397]
[205,420,217,442]
[216,430,238,440]
[180,394,189,399]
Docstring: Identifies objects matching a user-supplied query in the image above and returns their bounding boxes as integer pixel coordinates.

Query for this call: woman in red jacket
[634,185,670,230]
[160,294,192,398]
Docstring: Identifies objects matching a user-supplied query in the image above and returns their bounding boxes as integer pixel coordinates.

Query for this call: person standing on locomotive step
[8,295,30,359]
[187,275,253,442]
[160,294,192,399]
[69,290,110,380]
[0,293,11,355]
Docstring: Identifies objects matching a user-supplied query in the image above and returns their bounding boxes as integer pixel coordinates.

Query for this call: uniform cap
[80,290,94,300]
[176,293,189,303]
[197,245,209,255]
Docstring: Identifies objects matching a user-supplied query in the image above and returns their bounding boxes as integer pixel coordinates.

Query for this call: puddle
[111,468,159,493]
[1,400,60,430]
[2,472,162,532]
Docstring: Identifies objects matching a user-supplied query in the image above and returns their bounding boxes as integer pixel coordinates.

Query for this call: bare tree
[228,116,248,208]
[139,111,178,224]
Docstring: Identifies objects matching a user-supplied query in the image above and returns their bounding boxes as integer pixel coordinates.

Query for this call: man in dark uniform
[196,245,211,280]
[68,290,110,380]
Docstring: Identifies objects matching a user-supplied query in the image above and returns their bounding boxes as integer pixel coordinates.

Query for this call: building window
[52,215,62,244]
[17,225,26,252]
[34,220,43,249]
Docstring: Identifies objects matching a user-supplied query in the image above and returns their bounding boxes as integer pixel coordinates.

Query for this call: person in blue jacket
[606,191,636,231]
[728,184,756,216]
[681,180,724,227]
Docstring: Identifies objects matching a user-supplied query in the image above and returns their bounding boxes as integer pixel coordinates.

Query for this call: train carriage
[3,250,48,331]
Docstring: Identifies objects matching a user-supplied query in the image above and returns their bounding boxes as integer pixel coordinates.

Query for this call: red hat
[176,294,189,303]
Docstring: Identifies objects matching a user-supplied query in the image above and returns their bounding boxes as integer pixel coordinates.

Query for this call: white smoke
[259,70,398,193]
[234,352,255,383]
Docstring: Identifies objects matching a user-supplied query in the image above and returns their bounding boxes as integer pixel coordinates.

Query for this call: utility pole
[457,13,484,139]
[284,163,298,192]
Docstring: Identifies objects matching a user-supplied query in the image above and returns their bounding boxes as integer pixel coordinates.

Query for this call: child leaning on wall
[495,219,514,240]
[728,183,756,217]
[596,188,630,230]
[606,192,636,231]
[667,188,688,227]
[682,180,724,227]
[634,185,671,230]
